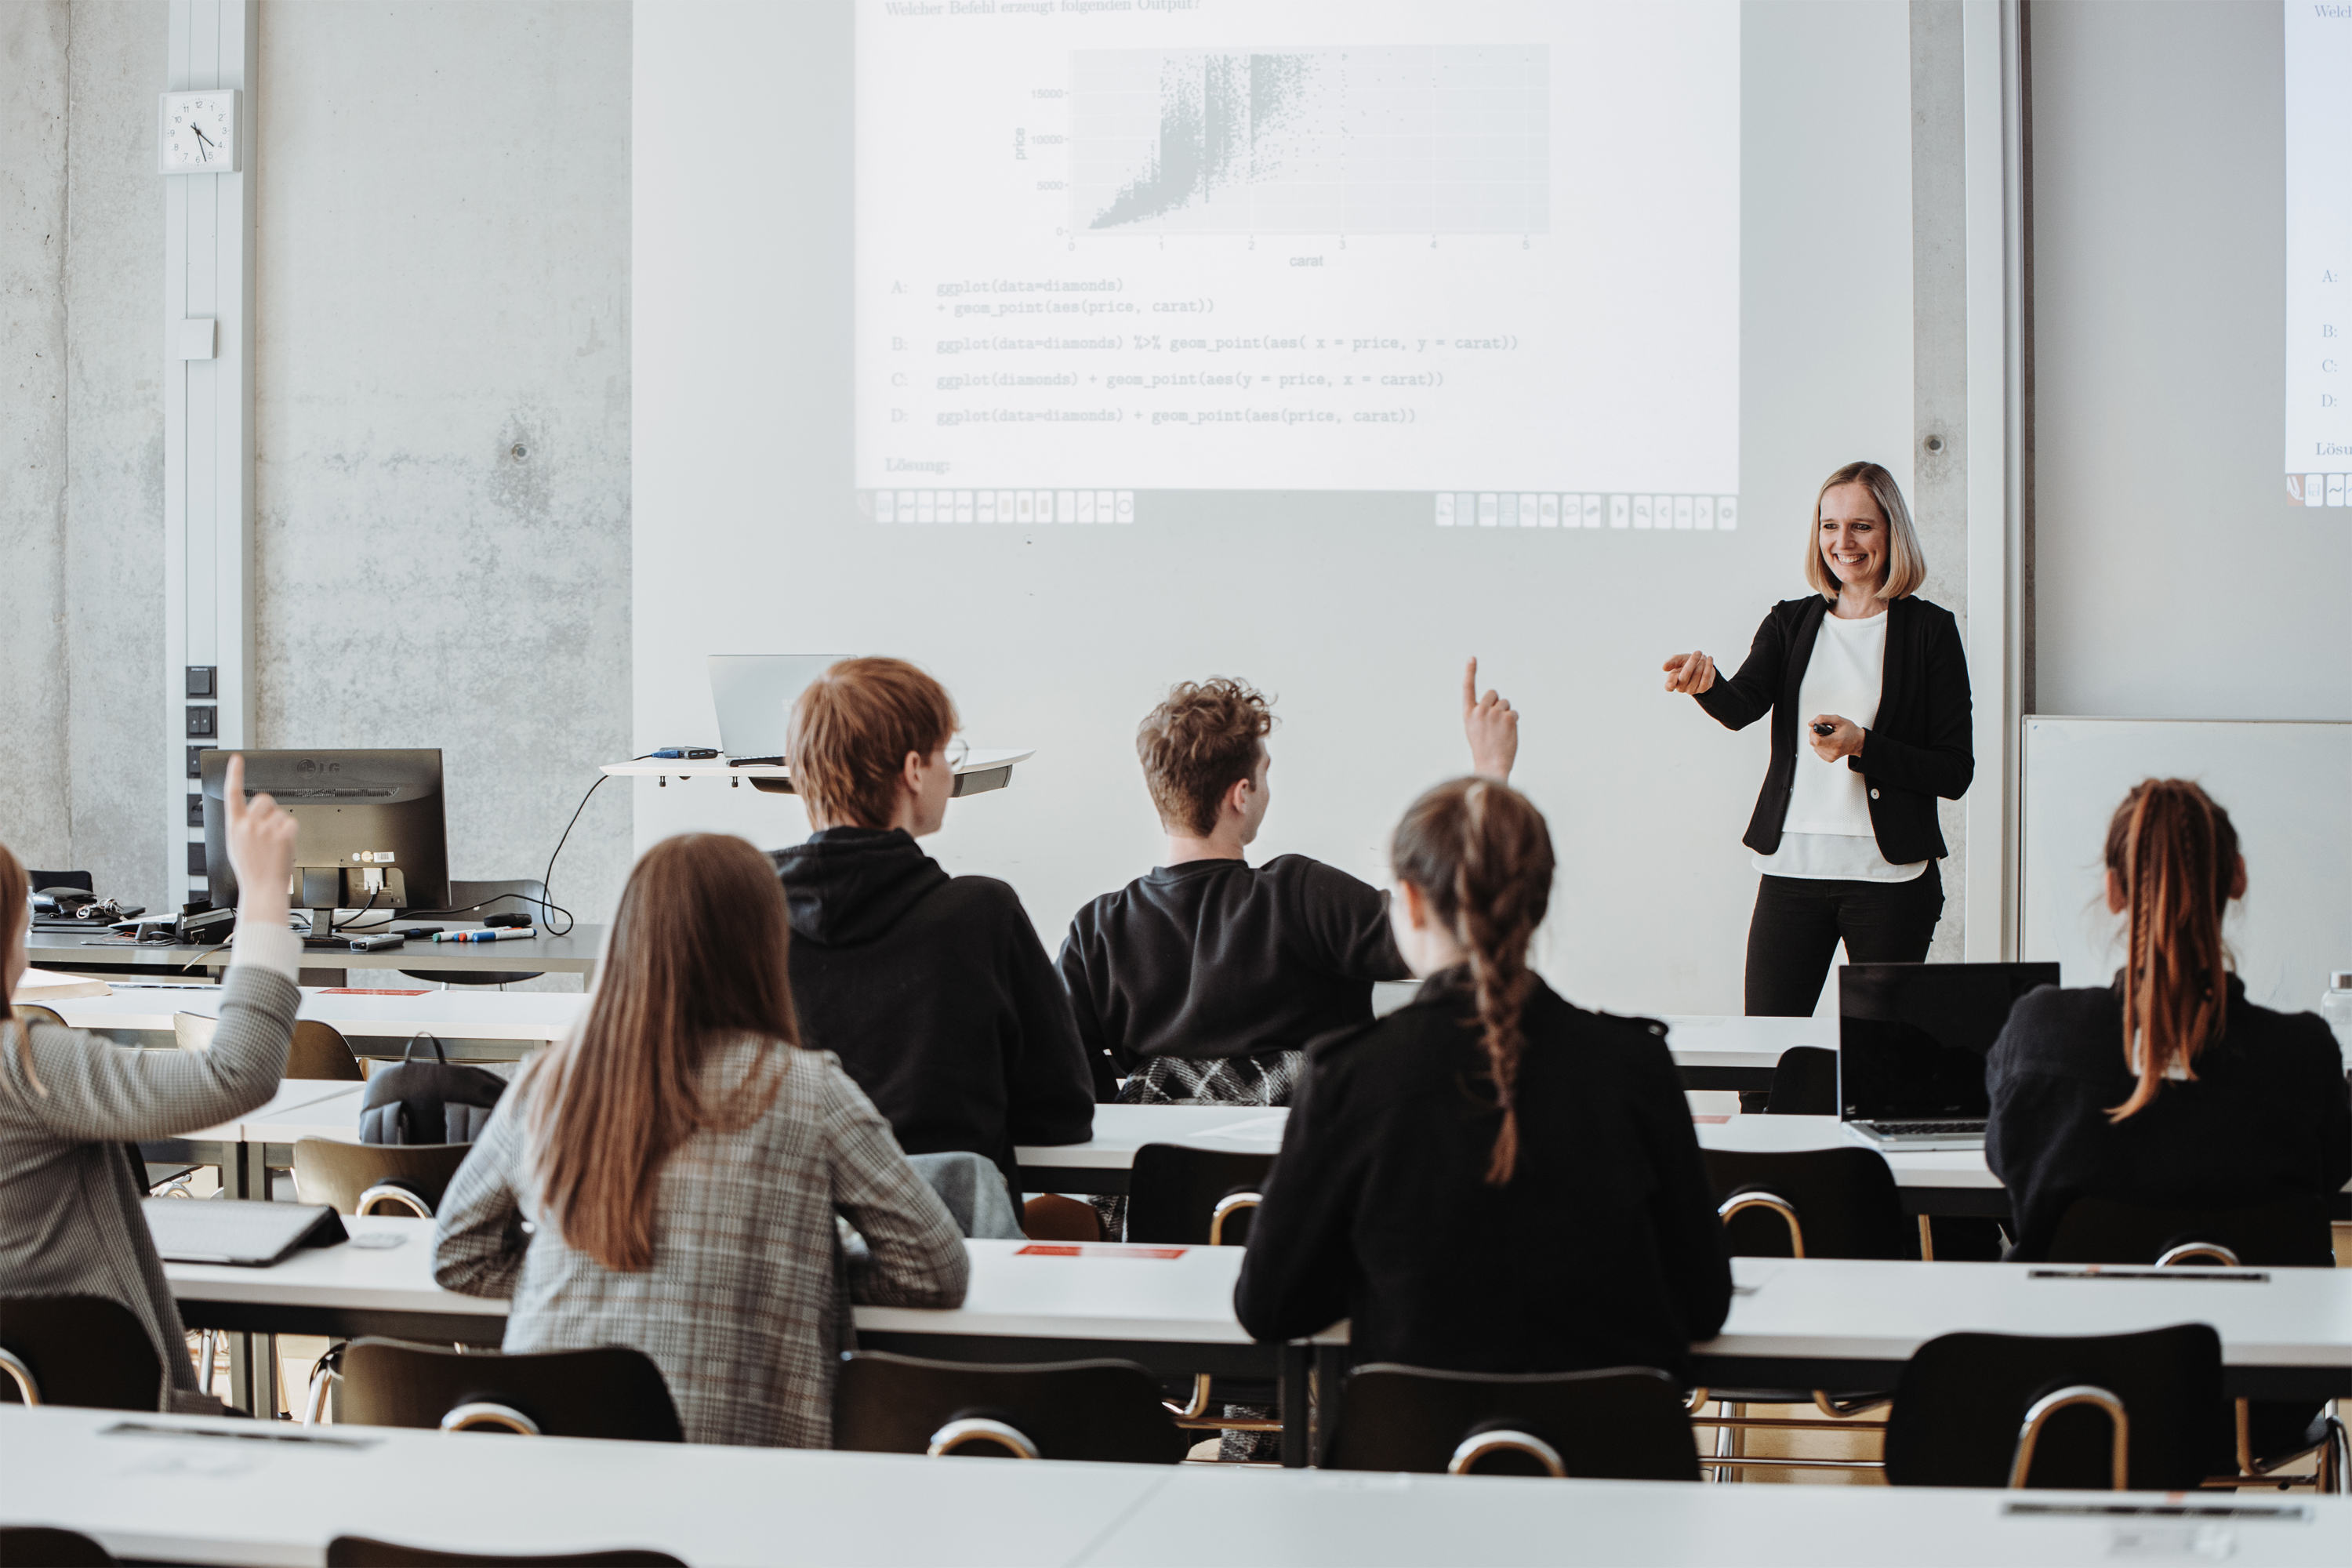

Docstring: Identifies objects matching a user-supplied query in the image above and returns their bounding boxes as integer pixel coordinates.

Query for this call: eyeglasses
[943,735,970,771]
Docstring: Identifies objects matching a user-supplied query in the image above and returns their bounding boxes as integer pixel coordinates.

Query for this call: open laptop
[708,655,846,764]
[1839,961,2060,1151]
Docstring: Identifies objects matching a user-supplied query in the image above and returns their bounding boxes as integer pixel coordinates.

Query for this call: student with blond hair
[1661,461,1974,1017]
[1235,777,1731,1376]
[435,832,968,1448]
[771,657,1094,1193]
[1987,779,2350,1263]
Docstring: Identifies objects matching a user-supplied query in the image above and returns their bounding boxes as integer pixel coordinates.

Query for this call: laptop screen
[708,655,848,760]
[1838,962,2060,1123]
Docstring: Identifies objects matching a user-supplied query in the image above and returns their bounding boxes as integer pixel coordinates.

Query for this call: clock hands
[191,124,216,160]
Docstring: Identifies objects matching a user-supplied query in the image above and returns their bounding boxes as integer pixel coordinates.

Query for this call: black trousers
[1744,862,1944,1017]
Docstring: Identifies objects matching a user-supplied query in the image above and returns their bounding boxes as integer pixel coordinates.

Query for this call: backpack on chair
[359,1033,506,1145]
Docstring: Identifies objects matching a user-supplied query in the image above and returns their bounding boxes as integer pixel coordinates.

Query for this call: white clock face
[162,93,237,172]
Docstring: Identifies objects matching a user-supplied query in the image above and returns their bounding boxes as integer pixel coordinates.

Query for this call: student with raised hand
[0,756,302,1414]
[768,657,1094,1194]
[1234,778,1732,1380]
[434,833,968,1449]
[1987,779,2350,1264]
[1060,659,1519,1108]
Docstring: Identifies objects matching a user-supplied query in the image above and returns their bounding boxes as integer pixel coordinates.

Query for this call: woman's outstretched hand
[1662,652,1717,695]
[222,755,297,920]
[1463,658,1519,781]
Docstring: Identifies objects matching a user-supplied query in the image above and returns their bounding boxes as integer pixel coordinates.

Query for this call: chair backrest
[1326,1363,1700,1480]
[2046,1192,2336,1269]
[1703,1145,1913,1260]
[0,1527,115,1566]
[172,1012,218,1051]
[27,871,96,895]
[11,1003,68,1030]
[833,1349,1188,1464]
[1124,1145,1275,1246]
[327,1541,682,1568]
[1763,1045,1838,1116]
[336,1340,684,1443]
[293,1140,473,1217]
[0,1295,163,1411]
[289,1020,368,1082]
[1883,1323,2228,1490]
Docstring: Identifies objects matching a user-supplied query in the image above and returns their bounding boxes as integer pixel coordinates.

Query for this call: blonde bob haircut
[1804,461,1927,603]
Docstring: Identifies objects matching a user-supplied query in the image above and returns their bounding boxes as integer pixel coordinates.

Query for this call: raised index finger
[1463,657,1479,712]
[222,754,245,826]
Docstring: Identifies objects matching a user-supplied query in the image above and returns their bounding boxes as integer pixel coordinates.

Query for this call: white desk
[174,1082,378,1145]
[25,927,606,984]
[57,987,584,1046]
[604,748,1035,800]
[20,1404,2342,1568]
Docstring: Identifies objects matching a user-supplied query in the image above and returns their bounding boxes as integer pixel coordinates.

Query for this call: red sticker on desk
[1015,1244,1189,1260]
[318,989,432,996]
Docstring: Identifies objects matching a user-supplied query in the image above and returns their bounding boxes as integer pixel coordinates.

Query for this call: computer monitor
[1837,961,2060,1123]
[201,750,451,926]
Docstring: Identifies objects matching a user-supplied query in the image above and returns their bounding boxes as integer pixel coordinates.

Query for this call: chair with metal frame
[0,1295,164,1412]
[2046,1192,2346,1493]
[1694,1145,1912,1480]
[1323,1363,1700,1479]
[833,1348,1188,1464]
[1883,1323,2228,1490]
[326,1542,684,1568]
[174,1012,365,1081]
[1123,1143,1277,1441]
[328,1340,683,1442]
[292,1138,471,1218]
[400,879,554,989]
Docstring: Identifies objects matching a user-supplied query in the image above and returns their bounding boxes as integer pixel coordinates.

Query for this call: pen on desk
[431,927,536,942]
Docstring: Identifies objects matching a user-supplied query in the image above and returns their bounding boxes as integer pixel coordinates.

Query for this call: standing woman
[1661,462,1973,1016]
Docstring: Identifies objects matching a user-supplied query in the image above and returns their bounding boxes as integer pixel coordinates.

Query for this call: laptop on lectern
[708,655,847,764]
[1838,961,2060,1152]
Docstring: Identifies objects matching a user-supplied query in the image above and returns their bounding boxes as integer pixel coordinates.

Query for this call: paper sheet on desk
[1185,1113,1287,1142]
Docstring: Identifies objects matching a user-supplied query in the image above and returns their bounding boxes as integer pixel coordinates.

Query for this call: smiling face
[1817,481,1888,595]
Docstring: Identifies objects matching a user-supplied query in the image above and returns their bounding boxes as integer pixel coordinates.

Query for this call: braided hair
[2101,779,2238,1121]
[1390,777,1555,1185]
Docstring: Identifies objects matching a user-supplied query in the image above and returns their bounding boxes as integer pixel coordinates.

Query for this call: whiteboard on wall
[2019,716,2352,1012]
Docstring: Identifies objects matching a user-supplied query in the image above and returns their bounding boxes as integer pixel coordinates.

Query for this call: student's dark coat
[772,828,1094,1185]
[1695,594,1973,864]
[1234,975,1733,1379]
[1986,975,2350,1261]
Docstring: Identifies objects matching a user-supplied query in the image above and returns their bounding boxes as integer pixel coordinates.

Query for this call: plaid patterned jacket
[433,1039,971,1447]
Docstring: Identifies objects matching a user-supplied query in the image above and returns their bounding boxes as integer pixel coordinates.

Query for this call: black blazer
[1695,595,1973,864]
[1232,975,1733,1380]
[1985,975,2350,1261]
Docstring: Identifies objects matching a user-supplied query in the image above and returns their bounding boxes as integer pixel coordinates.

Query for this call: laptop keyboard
[1866,1120,1986,1137]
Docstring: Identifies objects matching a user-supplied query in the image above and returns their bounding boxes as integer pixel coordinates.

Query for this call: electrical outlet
[186,706,216,739]
[187,793,204,828]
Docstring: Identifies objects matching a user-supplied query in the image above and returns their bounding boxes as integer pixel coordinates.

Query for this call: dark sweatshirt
[771,828,1095,1185]
[1234,975,1733,1379]
[1986,975,2351,1261]
[1057,855,1411,1087]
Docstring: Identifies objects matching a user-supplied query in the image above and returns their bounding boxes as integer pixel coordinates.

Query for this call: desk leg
[1279,1343,1311,1468]
[1311,1344,1345,1468]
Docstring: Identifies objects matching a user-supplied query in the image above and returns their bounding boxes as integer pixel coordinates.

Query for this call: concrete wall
[2031,0,2352,721]
[0,1,633,939]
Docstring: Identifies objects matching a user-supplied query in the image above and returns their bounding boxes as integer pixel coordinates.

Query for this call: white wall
[2031,0,2352,722]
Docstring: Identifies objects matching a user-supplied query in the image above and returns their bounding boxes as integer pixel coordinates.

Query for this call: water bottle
[2319,971,2352,1064]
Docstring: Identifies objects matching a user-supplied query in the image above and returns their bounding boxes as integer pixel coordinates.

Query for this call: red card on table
[317,989,432,996]
[1015,1244,1189,1260]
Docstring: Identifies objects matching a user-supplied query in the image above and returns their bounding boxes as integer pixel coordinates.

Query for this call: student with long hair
[1987,780,2350,1263]
[434,833,969,1448]
[1233,779,1732,1377]
[1,757,303,1413]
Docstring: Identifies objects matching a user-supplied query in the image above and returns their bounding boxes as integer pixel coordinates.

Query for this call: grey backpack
[358,1033,506,1145]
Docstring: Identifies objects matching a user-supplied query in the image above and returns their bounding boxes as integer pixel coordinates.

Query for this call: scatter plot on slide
[1072,46,1549,236]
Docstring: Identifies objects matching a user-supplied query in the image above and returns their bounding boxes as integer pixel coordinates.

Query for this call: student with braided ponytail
[1234,778,1731,1379]
[1987,779,2349,1264]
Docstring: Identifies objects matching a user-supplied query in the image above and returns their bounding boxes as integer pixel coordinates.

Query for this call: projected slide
[2287,2,2352,506]
[855,0,1737,503]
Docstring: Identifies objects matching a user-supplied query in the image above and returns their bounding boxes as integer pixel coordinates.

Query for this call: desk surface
[10,1405,2343,1568]
[26,927,606,976]
[601,748,1033,782]
[56,987,583,1043]
[175,1082,380,1144]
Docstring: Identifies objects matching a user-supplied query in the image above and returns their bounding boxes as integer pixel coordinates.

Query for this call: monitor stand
[301,906,350,952]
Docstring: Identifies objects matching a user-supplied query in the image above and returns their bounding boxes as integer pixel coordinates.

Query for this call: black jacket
[1696,595,1973,864]
[1057,855,1410,1086]
[1986,975,2350,1261]
[771,828,1094,1185]
[1233,976,1733,1379]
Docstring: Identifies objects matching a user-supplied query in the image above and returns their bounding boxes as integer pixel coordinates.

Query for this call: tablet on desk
[143,1198,347,1267]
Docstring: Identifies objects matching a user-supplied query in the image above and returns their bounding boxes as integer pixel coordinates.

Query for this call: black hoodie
[771,828,1095,1185]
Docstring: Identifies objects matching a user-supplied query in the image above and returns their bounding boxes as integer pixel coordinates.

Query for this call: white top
[1751,609,1926,884]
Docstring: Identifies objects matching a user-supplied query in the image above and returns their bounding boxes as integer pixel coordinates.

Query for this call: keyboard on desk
[1849,1118,1987,1146]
